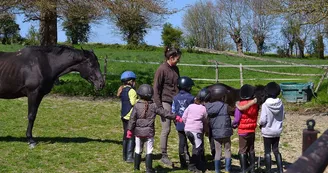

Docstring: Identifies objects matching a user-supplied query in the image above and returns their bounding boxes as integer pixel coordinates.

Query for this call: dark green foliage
[0,13,20,44]
[24,26,41,45]
[182,36,197,52]
[161,23,183,47]
[62,17,90,44]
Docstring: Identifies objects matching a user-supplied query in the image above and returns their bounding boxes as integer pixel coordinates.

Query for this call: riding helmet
[265,82,281,98]
[177,76,194,91]
[240,84,255,100]
[196,88,211,102]
[209,85,228,102]
[137,84,153,100]
[120,71,136,82]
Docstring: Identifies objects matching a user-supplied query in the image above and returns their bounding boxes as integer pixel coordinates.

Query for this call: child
[259,82,284,173]
[183,88,209,173]
[232,84,258,173]
[172,76,195,168]
[126,84,182,173]
[205,87,233,173]
[117,71,137,163]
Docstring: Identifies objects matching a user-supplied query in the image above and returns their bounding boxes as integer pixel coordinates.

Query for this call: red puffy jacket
[238,100,259,134]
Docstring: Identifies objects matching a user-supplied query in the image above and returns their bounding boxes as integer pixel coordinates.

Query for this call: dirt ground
[250,110,328,173]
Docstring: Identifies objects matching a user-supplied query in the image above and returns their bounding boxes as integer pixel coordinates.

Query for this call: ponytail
[117,85,124,97]
[141,101,149,119]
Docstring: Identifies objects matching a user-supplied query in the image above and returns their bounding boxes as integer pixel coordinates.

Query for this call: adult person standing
[153,46,181,166]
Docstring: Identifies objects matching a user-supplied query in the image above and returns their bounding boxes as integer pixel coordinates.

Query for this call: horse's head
[254,84,266,105]
[76,49,105,90]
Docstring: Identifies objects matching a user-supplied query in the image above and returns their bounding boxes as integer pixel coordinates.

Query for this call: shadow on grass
[0,136,121,145]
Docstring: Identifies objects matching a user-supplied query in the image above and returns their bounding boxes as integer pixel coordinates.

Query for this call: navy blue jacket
[205,101,233,139]
[172,90,195,131]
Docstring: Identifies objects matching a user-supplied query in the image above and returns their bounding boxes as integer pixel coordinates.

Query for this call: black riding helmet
[209,85,228,102]
[240,84,255,100]
[265,82,281,98]
[137,84,153,100]
[177,76,194,91]
[196,88,211,102]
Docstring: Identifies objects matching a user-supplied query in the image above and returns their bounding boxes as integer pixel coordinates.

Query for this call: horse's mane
[217,82,237,91]
[23,45,79,55]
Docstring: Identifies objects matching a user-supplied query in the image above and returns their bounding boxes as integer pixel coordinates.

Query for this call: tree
[246,0,276,55]
[0,13,20,44]
[3,0,175,46]
[265,0,328,24]
[25,25,40,45]
[108,0,176,45]
[182,1,231,50]
[62,3,91,44]
[217,0,248,54]
[161,23,183,47]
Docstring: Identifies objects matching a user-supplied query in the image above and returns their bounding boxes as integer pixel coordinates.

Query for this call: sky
[15,0,198,46]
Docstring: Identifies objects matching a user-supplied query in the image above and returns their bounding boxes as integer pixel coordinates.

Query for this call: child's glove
[175,116,183,123]
[231,122,238,129]
[126,130,133,138]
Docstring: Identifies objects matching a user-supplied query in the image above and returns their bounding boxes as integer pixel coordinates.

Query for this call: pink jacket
[182,104,208,133]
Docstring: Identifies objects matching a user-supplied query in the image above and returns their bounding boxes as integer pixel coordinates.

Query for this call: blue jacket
[205,101,233,139]
[172,90,194,131]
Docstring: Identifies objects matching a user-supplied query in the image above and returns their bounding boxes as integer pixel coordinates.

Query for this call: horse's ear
[81,47,85,52]
[90,49,94,53]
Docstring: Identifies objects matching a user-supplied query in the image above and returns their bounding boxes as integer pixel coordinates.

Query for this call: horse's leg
[26,91,44,148]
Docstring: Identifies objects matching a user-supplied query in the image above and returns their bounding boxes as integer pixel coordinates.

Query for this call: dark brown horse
[0,46,105,148]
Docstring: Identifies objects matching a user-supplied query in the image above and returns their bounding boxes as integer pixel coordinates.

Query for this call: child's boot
[264,153,271,173]
[179,153,188,168]
[122,139,128,161]
[126,137,135,163]
[214,160,220,173]
[249,152,256,173]
[146,154,155,173]
[225,158,231,173]
[134,153,141,171]
[274,152,283,173]
[239,154,248,173]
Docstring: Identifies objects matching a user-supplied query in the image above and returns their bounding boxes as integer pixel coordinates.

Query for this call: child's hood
[264,98,283,114]
[205,101,225,118]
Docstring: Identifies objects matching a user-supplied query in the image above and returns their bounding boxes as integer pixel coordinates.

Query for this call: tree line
[1,0,328,58]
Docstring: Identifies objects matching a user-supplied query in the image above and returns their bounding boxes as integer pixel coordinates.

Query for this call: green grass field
[0,96,216,173]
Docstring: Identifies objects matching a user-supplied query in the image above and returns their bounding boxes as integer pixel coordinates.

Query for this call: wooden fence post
[314,69,328,93]
[208,60,219,83]
[103,55,108,81]
[240,63,243,87]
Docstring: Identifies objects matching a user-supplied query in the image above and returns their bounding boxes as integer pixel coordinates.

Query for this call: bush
[276,46,288,57]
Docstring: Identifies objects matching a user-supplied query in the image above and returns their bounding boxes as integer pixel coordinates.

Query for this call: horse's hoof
[29,142,37,149]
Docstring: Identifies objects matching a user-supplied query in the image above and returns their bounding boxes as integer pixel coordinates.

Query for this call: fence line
[108,59,323,77]
[192,78,305,82]
[193,47,328,69]
[108,59,328,68]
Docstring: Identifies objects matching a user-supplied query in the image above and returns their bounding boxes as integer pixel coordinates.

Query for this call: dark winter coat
[127,99,176,137]
[172,90,195,131]
[205,101,233,139]
[153,62,180,108]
